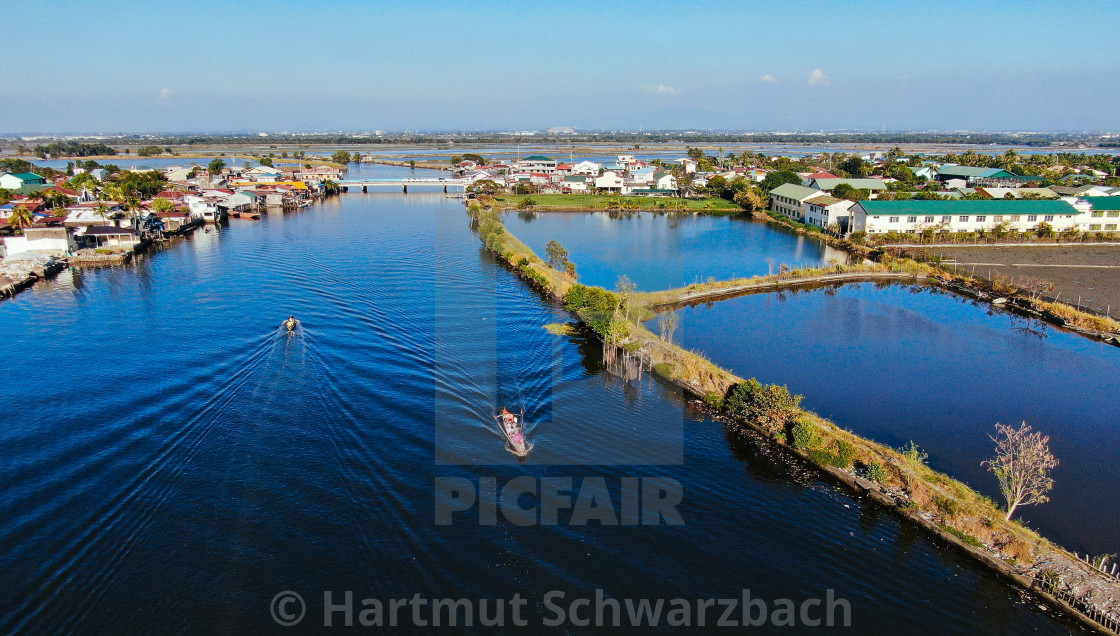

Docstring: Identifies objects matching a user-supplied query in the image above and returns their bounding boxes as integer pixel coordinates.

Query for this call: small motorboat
[496,409,528,456]
[283,315,299,332]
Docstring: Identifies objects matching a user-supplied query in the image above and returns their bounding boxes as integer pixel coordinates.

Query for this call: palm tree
[7,205,36,233]
[1002,149,1020,171]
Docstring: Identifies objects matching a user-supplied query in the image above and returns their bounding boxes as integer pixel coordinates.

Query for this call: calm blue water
[652,282,1120,556]
[0,173,1083,632]
[506,212,849,291]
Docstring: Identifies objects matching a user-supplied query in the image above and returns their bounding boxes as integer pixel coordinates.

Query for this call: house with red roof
[802,171,839,185]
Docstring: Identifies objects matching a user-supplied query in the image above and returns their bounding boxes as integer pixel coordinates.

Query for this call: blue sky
[4,0,1119,133]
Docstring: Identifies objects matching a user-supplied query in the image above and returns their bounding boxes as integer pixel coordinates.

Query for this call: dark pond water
[0,169,1084,633]
[652,282,1120,556]
[505,211,850,291]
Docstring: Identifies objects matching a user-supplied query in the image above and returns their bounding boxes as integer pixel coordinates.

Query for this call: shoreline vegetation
[493,193,741,212]
[752,207,1120,335]
[466,196,1120,634]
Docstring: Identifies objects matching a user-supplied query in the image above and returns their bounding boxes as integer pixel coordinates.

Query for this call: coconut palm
[7,205,36,233]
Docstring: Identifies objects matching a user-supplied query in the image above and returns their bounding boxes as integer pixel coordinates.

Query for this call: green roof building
[0,172,47,190]
[852,199,1086,235]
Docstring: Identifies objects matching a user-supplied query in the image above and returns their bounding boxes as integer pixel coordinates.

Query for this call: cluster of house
[0,162,345,260]
[458,155,680,195]
[769,170,1120,236]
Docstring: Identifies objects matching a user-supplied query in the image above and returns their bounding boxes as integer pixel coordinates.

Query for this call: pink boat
[495,410,528,456]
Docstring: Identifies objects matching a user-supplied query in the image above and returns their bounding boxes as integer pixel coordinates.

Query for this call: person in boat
[501,408,517,428]
[283,315,298,332]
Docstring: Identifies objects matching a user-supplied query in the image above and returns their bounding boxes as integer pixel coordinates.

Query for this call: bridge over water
[338,178,468,193]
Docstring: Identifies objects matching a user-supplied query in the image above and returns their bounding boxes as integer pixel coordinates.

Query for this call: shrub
[934,496,960,518]
[940,524,982,547]
[723,379,803,432]
[653,363,676,380]
[836,440,856,467]
[564,284,618,316]
[702,391,724,410]
[1036,569,1062,590]
[791,420,822,450]
[865,460,888,483]
[808,449,847,469]
[899,500,918,511]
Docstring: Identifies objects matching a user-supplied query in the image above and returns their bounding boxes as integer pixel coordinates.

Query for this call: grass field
[492,193,742,212]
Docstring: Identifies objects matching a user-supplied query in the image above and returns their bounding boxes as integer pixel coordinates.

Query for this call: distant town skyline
[5,0,1119,134]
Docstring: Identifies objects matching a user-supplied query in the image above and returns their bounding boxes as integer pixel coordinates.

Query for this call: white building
[851,199,1088,235]
[769,183,827,221]
[516,156,558,173]
[594,170,624,192]
[2,227,74,258]
[805,196,855,232]
[652,171,677,191]
[571,161,601,176]
[562,175,592,192]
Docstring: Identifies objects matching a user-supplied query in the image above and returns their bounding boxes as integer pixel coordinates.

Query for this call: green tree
[705,175,730,199]
[259,157,274,167]
[151,197,175,214]
[761,170,802,192]
[839,156,869,178]
[351,152,362,164]
[68,172,99,194]
[331,150,352,165]
[461,153,486,165]
[545,240,569,271]
[832,183,870,201]
[209,158,226,174]
[686,147,705,160]
[733,187,764,212]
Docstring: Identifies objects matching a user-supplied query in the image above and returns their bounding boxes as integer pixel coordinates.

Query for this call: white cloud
[807,69,829,86]
[652,84,679,95]
[159,88,171,100]
[761,74,777,84]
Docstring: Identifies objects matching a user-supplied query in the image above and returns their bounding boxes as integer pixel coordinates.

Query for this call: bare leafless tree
[1017,276,1056,302]
[615,275,637,322]
[983,422,1059,521]
[657,310,680,343]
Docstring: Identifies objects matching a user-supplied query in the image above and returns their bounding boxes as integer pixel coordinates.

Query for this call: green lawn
[492,193,742,212]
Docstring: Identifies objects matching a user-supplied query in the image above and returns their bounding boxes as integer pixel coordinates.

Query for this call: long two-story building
[850,199,1090,235]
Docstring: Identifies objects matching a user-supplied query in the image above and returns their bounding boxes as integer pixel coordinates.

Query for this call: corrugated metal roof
[807,195,845,206]
[811,178,889,190]
[770,183,824,201]
[857,199,1077,216]
[1081,197,1120,211]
